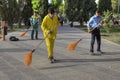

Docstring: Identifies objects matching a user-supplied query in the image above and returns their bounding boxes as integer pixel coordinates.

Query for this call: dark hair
[48,7,54,14]
[34,11,38,14]
[96,9,101,13]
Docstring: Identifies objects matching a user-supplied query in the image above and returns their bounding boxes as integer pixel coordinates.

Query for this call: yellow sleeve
[56,16,61,27]
[41,16,49,34]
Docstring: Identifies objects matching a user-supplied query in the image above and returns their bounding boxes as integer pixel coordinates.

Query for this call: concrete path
[0,24,120,80]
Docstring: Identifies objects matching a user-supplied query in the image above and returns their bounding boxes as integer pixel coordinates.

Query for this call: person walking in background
[87,10,104,55]
[41,7,61,63]
[30,11,39,40]
[57,14,63,26]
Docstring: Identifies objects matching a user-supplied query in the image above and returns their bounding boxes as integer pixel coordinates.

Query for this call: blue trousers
[31,29,38,39]
[90,28,101,52]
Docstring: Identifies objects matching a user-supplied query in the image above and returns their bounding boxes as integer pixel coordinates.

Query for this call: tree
[39,0,48,20]
[50,0,63,13]
[111,0,118,13]
[65,0,77,21]
[0,0,20,30]
[32,0,48,20]
[32,0,41,12]
[98,0,112,14]
[64,0,97,26]
[7,0,20,29]
[59,2,64,14]
[21,0,33,27]
[0,0,8,21]
[80,0,97,23]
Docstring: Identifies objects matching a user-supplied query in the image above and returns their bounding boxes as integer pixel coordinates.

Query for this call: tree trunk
[80,19,84,27]
[18,17,22,28]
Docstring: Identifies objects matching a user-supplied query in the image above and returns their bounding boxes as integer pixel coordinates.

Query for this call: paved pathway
[0,24,120,80]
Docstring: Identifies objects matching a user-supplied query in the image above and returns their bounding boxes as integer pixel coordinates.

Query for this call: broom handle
[32,33,49,53]
[91,13,113,32]
[26,26,33,32]
[32,26,57,53]
[77,38,82,43]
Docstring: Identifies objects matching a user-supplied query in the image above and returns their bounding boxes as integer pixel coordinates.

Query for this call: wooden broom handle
[77,38,82,43]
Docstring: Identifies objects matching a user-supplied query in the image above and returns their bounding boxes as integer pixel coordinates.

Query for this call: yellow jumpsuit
[41,14,60,59]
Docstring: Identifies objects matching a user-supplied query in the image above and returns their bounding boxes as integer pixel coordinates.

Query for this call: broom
[89,13,113,32]
[19,31,28,37]
[24,34,48,67]
[19,25,32,37]
[19,21,38,37]
[67,38,82,51]
[24,26,57,67]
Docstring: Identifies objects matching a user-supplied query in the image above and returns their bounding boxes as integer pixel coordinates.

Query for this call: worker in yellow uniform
[41,7,61,63]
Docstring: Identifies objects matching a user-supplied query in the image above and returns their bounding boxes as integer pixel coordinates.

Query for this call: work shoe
[31,38,34,40]
[35,37,38,40]
[49,58,56,63]
[52,58,57,62]
[50,59,54,63]
[97,50,103,54]
[89,51,95,55]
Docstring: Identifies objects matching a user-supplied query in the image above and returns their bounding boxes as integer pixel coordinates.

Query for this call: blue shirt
[87,15,102,29]
[30,16,39,29]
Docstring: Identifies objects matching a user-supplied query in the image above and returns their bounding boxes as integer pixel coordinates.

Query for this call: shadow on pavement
[55,58,120,63]
[39,64,79,70]
[0,48,30,52]
[15,38,44,41]
[37,57,120,70]
[103,52,120,55]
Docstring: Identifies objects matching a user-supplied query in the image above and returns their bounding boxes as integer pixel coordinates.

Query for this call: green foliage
[32,0,41,12]
[59,3,64,14]
[102,10,120,33]
[0,0,20,29]
[52,0,62,7]
[51,0,63,13]
[21,0,33,26]
[39,0,48,20]
[98,0,112,14]
[0,0,33,29]
[7,0,20,23]
[32,0,48,20]
[0,0,9,20]
[111,0,118,13]
[103,10,112,23]
[64,0,75,21]
[82,0,97,22]
[65,0,97,25]
[102,11,113,33]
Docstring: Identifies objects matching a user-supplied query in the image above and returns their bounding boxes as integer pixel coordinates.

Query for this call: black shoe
[31,38,34,40]
[49,57,56,63]
[52,58,57,62]
[49,57,54,63]
[50,59,54,63]
[36,37,38,40]
[97,50,103,54]
[89,51,95,55]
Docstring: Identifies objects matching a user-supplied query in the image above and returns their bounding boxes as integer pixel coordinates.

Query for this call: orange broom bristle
[24,51,32,67]
[67,41,78,51]
[19,32,27,37]
[67,39,82,51]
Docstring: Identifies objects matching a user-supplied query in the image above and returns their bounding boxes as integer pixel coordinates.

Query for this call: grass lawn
[76,25,120,45]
